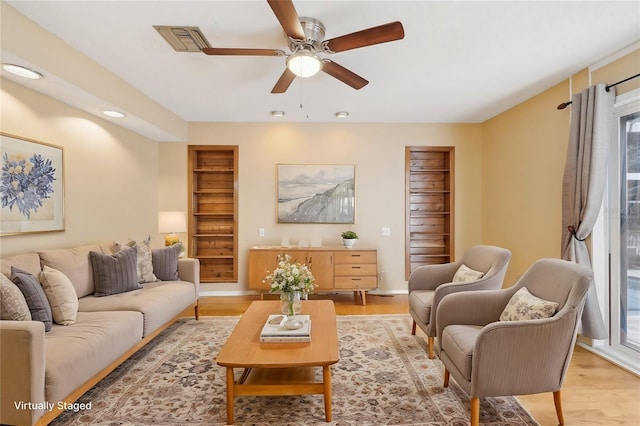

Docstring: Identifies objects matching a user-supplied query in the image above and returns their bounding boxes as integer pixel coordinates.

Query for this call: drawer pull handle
[351,266,361,269]
[352,278,362,281]
[351,254,361,257]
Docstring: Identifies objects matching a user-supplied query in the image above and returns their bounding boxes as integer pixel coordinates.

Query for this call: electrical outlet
[381,227,391,236]
[259,227,265,237]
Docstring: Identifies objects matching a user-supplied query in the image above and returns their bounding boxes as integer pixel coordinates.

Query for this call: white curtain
[561,83,614,340]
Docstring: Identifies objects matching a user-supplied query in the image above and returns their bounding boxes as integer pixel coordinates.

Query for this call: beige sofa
[0,243,200,426]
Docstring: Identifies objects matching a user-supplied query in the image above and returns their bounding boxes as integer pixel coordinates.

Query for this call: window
[592,88,640,374]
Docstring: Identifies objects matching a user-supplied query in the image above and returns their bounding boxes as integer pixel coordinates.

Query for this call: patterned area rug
[51,315,538,425]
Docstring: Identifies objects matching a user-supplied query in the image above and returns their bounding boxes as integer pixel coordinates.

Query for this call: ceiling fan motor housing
[289,17,325,52]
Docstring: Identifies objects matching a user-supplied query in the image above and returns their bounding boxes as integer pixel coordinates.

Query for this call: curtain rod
[556,73,640,110]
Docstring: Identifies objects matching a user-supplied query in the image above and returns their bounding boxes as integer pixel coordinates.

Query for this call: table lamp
[158,211,187,247]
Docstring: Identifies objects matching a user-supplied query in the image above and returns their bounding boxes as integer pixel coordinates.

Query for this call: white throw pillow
[452,264,485,283]
[40,265,79,325]
[0,272,32,321]
[500,287,559,321]
[115,236,157,283]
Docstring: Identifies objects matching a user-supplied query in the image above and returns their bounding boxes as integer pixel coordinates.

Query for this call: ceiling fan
[200,0,405,94]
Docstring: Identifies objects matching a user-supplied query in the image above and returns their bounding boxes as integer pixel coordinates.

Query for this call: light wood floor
[197,293,640,425]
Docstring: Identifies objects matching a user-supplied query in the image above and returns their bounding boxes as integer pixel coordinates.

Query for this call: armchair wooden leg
[194,302,200,320]
[443,368,450,387]
[411,320,416,335]
[553,390,565,425]
[428,336,434,359]
[470,398,480,426]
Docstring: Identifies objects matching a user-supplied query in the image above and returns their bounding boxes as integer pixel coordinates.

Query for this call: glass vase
[280,291,302,316]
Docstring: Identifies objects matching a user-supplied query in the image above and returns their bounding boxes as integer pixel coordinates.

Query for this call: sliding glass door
[617,109,640,352]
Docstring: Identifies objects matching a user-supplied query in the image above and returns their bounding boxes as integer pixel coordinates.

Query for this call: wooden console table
[248,246,378,305]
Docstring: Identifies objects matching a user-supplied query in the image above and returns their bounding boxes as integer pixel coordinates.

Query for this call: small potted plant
[341,230,358,248]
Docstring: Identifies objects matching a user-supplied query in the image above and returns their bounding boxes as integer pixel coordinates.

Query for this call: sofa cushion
[441,324,483,381]
[152,243,181,281]
[90,247,140,297]
[0,252,41,279]
[500,287,559,321]
[78,280,195,337]
[44,310,143,405]
[11,267,53,332]
[0,272,32,321]
[452,264,485,283]
[39,266,78,325]
[39,244,102,298]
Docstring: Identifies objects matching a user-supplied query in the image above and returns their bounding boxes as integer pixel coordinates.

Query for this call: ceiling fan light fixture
[286,50,322,78]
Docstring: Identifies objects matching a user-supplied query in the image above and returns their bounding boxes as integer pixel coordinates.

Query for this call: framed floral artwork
[0,133,64,235]
[277,164,355,223]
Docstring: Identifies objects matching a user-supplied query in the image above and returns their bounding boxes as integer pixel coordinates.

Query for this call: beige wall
[481,47,639,287]
[481,81,571,285]
[163,122,483,293]
[0,79,162,256]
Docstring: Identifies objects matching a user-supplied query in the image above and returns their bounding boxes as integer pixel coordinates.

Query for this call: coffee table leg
[323,365,332,422]
[226,367,235,424]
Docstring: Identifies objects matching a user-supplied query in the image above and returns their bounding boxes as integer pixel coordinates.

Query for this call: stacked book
[260,314,311,343]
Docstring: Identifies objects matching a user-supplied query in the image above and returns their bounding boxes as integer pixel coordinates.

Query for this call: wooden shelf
[405,147,454,279]
[188,145,239,283]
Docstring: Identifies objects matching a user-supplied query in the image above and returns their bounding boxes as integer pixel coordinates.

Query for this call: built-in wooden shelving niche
[188,145,238,283]
[405,146,455,279]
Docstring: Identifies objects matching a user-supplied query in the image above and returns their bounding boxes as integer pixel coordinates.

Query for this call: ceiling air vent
[154,26,211,52]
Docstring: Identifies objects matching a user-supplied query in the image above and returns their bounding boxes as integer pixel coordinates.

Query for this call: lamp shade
[158,211,187,233]
[286,51,322,78]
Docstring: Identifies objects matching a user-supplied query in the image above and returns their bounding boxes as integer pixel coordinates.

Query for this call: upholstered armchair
[408,245,511,359]
[435,258,592,426]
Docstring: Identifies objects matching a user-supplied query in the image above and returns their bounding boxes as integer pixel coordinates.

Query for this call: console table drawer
[335,251,377,264]
[334,276,377,289]
[334,264,377,276]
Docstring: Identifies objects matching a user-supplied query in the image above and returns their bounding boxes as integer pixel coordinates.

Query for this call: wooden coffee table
[216,300,339,424]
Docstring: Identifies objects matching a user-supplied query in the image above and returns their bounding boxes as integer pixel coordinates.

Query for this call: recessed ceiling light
[2,64,43,80]
[335,111,349,118]
[270,110,285,117]
[103,110,126,118]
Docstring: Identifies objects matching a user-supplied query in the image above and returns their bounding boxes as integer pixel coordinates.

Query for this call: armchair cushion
[500,287,559,321]
[441,324,483,381]
[452,264,485,283]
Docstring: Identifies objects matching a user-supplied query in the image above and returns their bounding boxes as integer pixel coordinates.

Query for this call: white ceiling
[2,1,640,132]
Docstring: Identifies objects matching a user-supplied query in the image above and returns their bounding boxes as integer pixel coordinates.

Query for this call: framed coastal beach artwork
[0,133,64,235]
[277,164,355,224]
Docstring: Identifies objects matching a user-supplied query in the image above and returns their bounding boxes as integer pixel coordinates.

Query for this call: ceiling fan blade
[271,68,296,93]
[322,60,368,90]
[202,47,285,56]
[324,21,405,53]
[267,0,305,40]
